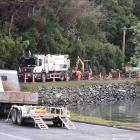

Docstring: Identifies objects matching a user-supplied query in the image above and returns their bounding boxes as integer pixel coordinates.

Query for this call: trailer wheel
[11,108,17,124]
[17,110,23,125]
[53,117,63,127]
[53,121,62,127]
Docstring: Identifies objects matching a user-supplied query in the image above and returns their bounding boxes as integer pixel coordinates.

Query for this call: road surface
[0,120,140,140]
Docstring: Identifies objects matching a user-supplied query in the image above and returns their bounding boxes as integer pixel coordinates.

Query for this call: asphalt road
[0,120,140,140]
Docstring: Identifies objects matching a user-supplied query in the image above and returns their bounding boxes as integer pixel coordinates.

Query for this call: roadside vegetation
[21,81,96,91]
[21,80,137,92]
[136,80,140,95]
[0,0,139,74]
[71,113,140,127]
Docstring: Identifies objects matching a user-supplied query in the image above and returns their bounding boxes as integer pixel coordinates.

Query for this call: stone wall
[38,83,137,106]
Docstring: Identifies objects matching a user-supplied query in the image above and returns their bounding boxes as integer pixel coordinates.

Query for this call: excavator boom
[75,56,84,73]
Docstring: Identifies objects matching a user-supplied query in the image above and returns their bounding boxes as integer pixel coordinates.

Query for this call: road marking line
[112,137,135,140]
[0,132,31,140]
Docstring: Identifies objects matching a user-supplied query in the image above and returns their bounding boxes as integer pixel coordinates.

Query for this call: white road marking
[112,135,136,140]
[0,132,31,140]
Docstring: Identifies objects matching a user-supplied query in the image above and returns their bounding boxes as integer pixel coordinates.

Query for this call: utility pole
[122,26,127,65]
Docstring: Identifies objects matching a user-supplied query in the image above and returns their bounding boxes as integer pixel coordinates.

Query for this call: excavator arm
[73,56,93,80]
[75,56,84,73]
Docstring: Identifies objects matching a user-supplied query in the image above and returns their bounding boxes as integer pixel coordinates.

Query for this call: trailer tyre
[11,108,17,124]
[17,110,23,125]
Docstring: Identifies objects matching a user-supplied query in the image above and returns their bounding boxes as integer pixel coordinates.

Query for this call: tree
[134,0,140,19]
[0,35,29,69]
[94,43,123,73]
[40,8,69,54]
[22,19,39,53]
[102,0,137,44]
[0,0,139,72]
[130,22,140,65]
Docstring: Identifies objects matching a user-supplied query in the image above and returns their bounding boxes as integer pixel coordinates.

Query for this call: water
[70,98,140,123]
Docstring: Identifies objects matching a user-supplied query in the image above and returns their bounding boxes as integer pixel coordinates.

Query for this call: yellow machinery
[74,56,92,79]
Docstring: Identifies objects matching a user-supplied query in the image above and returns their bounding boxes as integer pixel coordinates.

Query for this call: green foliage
[22,19,39,53]
[134,0,140,19]
[79,16,97,36]
[0,0,139,74]
[93,43,123,73]
[0,35,29,69]
[132,22,140,47]
[71,113,138,127]
[103,0,137,45]
[130,22,140,65]
[41,8,69,54]
[101,0,138,65]
[130,47,140,65]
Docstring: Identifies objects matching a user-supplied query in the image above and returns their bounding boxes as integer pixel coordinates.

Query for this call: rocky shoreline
[38,82,137,106]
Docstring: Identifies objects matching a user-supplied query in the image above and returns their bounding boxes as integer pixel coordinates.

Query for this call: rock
[38,83,138,107]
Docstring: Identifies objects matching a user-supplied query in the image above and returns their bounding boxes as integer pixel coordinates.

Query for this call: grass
[136,80,140,95]
[21,79,137,92]
[21,81,96,92]
[71,113,139,127]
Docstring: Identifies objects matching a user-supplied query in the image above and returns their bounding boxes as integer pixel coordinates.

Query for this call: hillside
[0,0,139,73]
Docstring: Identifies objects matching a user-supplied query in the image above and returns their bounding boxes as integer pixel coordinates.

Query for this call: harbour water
[70,98,140,123]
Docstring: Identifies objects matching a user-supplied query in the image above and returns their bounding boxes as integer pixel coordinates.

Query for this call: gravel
[38,83,137,106]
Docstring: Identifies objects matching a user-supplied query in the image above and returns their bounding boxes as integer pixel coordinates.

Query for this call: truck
[18,54,70,81]
[0,70,75,129]
[125,62,140,78]
[0,69,38,117]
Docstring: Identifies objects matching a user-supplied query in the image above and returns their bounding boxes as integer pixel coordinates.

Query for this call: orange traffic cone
[24,72,27,83]
[66,73,69,82]
[78,71,81,81]
[107,72,110,80]
[53,73,55,83]
[118,72,121,80]
[109,72,112,80]
[99,73,103,80]
[32,73,35,83]
[138,70,140,80]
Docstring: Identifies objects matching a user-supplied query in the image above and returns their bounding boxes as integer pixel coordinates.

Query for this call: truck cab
[125,61,140,78]
[19,54,70,81]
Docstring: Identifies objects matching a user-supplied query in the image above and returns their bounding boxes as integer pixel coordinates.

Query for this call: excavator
[72,56,92,80]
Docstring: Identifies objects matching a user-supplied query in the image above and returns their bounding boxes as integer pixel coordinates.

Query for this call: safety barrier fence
[21,70,140,83]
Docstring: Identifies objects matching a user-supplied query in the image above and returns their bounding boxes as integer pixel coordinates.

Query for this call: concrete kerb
[72,120,140,132]
[116,126,140,132]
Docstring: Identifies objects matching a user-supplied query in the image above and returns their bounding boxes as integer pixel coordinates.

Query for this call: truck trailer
[125,62,140,78]
[0,70,75,129]
[18,54,70,81]
[0,69,38,117]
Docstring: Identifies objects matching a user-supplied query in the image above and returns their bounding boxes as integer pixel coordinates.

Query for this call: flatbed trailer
[8,105,75,129]
[0,70,75,130]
